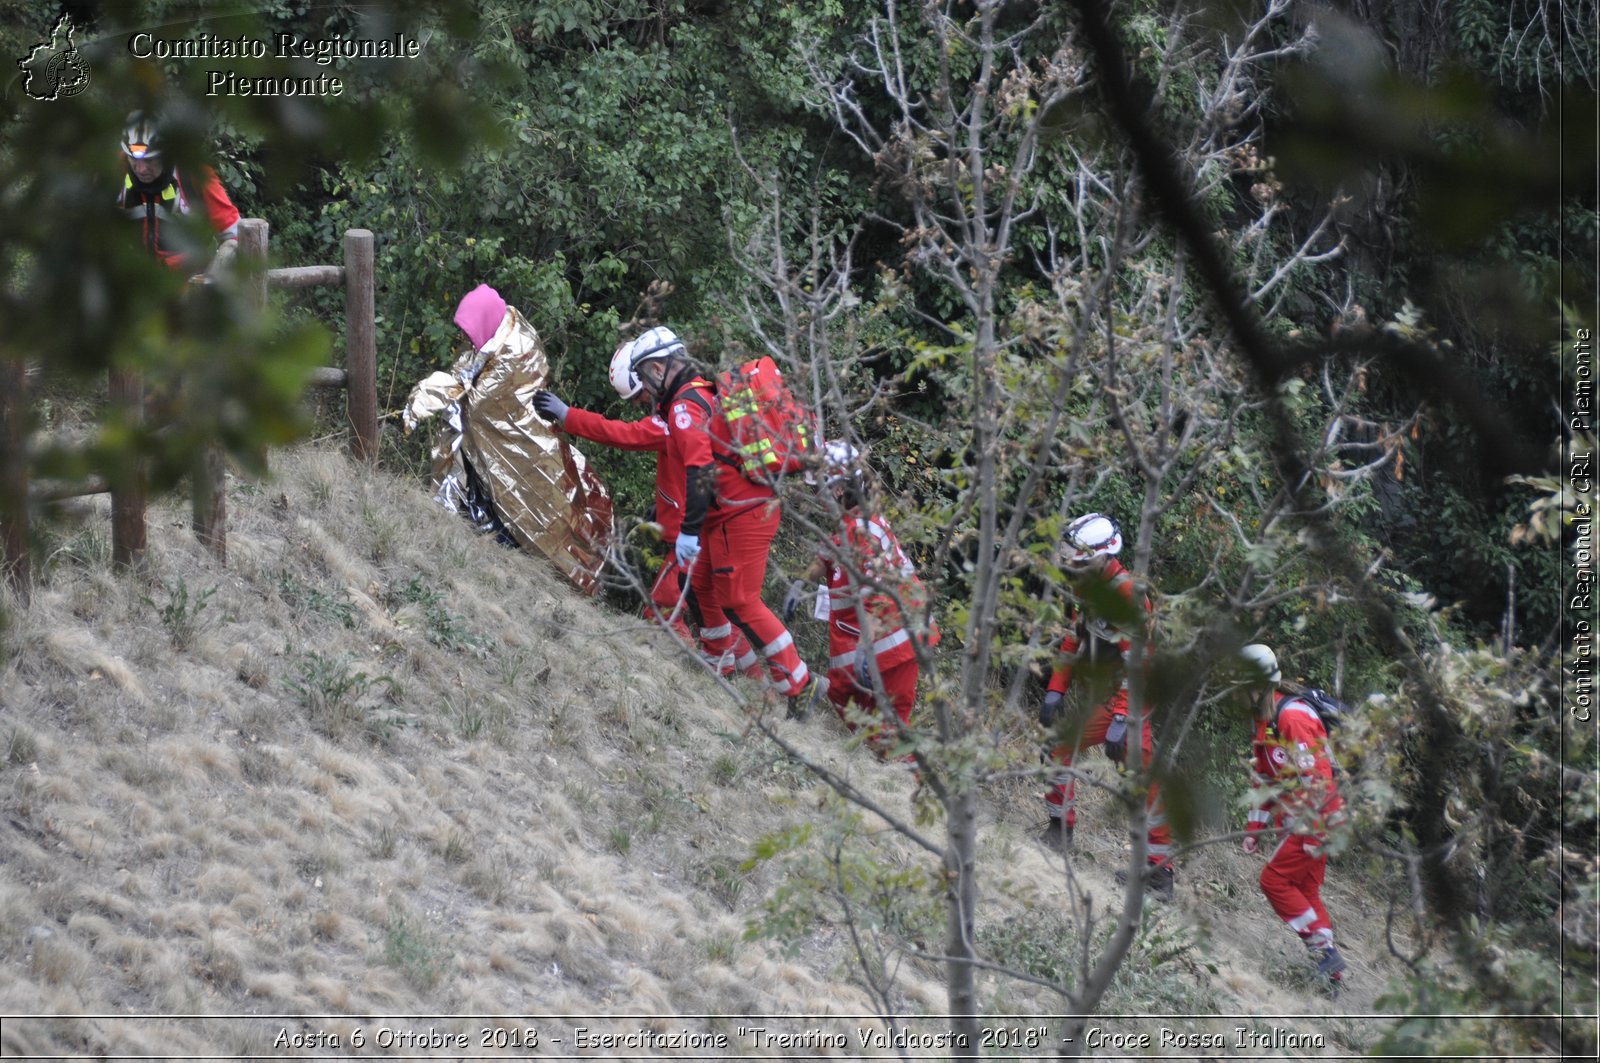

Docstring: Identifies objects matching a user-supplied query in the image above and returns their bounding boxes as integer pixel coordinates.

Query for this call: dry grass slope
[0,445,1411,1057]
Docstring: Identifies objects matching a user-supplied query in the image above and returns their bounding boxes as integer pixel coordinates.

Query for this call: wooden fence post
[192,220,271,563]
[238,217,271,477]
[240,217,269,317]
[108,367,147,569]
[344,228,378,463]
[1,359,29,600]
[191,442,225,563]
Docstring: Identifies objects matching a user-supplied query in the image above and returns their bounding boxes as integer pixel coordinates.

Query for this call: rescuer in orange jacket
[530,347,759,678]
[1039,512,1174,900]
[117,111,240,277]
[624,328,824,718]
[783,441,938,757]
[1238,643,1347,991]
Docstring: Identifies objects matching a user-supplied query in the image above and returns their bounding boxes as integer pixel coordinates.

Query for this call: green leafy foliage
[144,577,217,651]
[389,573,489,655]
[283,649,397,741]
[380,909,447,991]
[1374,928,1589,1059]
[275,570,358,629]
[744,805,943,960]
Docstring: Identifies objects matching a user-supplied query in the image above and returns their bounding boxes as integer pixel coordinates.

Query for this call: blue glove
[1040,690,1063,728]
[782,580,806,623]
[1104,712,1128,764]
[855,651,872,689]
[675,532,701,567]
[532,390,569,425]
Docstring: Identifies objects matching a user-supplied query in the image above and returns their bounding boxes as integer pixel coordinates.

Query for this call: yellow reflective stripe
[723,391,760,419]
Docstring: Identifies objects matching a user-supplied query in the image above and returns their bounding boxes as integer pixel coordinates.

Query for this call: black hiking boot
[1036,819,1073,852]
[1310,943,1346,993]
[1116,862,1176,902]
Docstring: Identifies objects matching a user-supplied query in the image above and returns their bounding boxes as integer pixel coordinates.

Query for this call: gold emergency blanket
[403,307,612,594]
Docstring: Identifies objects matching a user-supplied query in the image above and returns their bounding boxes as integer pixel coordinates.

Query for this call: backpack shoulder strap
[679,387,714,419]
[672,384,742,470]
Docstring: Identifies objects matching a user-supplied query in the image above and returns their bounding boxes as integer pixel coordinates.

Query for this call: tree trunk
[947,291,1002,1054]
[943,785,981,1052]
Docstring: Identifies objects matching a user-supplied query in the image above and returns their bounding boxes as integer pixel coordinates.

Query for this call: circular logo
[46,49,91,98]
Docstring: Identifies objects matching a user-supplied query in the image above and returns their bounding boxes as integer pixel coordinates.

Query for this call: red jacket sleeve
[1047,620,1080,694]
[193,166,240,239]
[563,407,669,452]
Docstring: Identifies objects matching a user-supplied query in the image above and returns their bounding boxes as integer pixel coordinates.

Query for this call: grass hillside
[0,444,1415,1057]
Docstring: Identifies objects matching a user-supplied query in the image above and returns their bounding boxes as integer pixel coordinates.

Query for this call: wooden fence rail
[0,222,378,602]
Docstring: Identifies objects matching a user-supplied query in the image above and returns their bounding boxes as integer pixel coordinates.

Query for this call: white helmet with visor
[122,111,161,160]
[1063,512,1122,567]
[625,326,686,372]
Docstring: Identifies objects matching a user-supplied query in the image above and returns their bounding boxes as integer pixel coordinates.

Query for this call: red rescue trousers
[1259,831,1334,949]
[646,556,696,644]
[648,556,759,678]
[827,657,918,757]
[690,502,810,695]
[1045,688,1172,866]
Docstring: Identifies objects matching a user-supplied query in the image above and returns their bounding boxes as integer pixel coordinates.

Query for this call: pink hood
[454,284,508,350]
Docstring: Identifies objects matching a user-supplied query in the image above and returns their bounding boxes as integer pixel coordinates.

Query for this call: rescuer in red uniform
[530,346,759,677]
[117,111,240,277]
[783,441,938,757]
[1238,643,1347,991]
[1039,512,1174,901]
[626,328,824,717]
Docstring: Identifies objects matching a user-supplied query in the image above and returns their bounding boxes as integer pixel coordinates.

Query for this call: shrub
[145,577,217,651]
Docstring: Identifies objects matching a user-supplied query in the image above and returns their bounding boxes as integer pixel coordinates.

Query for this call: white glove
[782,579,806,622]
[675,533,701,567]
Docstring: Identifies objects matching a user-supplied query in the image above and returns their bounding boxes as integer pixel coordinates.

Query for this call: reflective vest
[824,513,939,671]
[1046,558,1150,696]
[118,166,239,270]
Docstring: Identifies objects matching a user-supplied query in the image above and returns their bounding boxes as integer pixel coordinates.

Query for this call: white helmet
[122,111,161,160]
[626,326,685,372]
[812,439,862,487]
[608,341,642,399]
[1239,643,1281,685]
[1064,512,1122,563]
